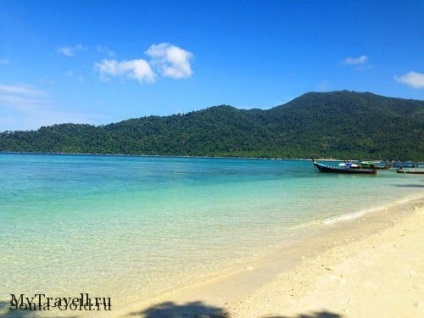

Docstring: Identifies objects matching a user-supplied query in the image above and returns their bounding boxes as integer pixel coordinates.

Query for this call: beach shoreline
[122,193,424,318]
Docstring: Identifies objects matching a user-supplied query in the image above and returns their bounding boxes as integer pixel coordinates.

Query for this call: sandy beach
[125,193,424,318]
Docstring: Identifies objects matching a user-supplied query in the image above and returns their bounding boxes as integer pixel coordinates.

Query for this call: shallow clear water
[1,154,423,312]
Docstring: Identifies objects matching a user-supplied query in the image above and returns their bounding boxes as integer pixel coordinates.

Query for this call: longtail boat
[360,161,391,170]
[397,168,424,174]
[312,159,377,175]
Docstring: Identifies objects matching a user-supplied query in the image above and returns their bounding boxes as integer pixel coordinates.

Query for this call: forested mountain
[1,90,424,160]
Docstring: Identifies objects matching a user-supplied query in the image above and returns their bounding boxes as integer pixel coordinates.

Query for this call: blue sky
[0,0,423,131]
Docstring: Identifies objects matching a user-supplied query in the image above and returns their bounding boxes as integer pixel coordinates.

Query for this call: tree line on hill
[1,90,423,161]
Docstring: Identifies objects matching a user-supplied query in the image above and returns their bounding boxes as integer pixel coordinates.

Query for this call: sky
[0,0,423,131]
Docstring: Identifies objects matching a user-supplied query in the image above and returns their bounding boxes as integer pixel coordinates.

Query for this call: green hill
[1,90,423,160]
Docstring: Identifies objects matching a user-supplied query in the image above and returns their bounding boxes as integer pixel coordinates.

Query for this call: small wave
[322,207,383,225]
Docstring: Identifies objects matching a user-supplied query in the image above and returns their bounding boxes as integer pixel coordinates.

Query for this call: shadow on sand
[1,297,344,318]
[130,300,342,318]
[131,300,229,317]
[0,301,36,318]
[263,311,343,318]
[0,301,78,318]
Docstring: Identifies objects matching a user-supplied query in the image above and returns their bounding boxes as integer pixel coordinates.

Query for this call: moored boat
[312,159,377,175]
[396,168,424,174]
[360,161,391,169]
[392,162,418,168]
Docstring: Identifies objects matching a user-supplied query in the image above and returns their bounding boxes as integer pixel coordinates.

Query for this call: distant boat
[397,168,424,174]
[360,161,391,170]
[392,162,418,168]
[312,159,377,175]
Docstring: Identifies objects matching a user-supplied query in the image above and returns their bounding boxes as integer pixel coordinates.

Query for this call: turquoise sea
[1,154,423,315]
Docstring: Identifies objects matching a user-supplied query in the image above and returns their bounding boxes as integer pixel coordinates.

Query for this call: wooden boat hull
[313,162,377,174]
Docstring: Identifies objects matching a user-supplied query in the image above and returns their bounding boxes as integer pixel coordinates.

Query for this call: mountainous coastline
[1,90,423,160]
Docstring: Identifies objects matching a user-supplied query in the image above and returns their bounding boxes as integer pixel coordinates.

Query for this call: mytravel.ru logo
[9,293,112,312]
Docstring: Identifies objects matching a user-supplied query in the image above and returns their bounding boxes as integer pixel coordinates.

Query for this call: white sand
[229,198,424,318]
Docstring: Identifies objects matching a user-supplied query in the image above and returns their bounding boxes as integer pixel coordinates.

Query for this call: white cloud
[58,44,86,57]
[343,55,368,65]
[0,84,44,97]
[395,71,424,89]
[95,59,156,83]
[146,43,193,79]
[0,84,103,131]
[94,43,193,83]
